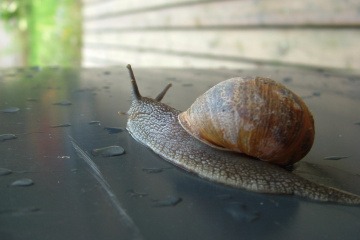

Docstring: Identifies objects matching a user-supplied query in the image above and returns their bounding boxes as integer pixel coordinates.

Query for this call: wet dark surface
[0,66,360,240]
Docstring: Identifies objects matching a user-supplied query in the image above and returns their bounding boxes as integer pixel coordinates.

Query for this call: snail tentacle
[126,64,142,100]
[155,84,172,102]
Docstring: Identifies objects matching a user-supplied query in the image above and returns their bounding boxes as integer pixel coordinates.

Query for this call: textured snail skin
[125,66,360,205]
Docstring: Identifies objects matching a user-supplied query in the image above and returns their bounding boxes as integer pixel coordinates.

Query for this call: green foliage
[1,0,81,67]
[28,0,82,67]
[0,0,31,29]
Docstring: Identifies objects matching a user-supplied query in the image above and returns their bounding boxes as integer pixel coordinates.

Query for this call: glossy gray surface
[0,66,359,240]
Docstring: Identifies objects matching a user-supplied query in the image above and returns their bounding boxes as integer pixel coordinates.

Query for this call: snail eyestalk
[155,84,172,102]
[126,64,141,100]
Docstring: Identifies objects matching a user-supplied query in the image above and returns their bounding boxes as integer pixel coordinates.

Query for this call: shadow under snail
[124,64,360,205]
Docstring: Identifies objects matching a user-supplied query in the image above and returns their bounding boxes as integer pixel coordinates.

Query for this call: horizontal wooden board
[81,0,360,69]
[82,47,257,68]
[83,0,213,17]
[83,29,360,69]
[83,0,360,28]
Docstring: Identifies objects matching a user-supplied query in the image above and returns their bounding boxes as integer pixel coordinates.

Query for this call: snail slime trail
[124,64,360,205]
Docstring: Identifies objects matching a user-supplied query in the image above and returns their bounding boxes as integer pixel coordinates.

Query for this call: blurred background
[1,0,359,70]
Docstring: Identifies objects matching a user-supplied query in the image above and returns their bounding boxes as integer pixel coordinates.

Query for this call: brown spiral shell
[178,77,315,165]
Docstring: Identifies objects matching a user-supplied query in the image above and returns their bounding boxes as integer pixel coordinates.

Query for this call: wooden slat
[81,0,360,69]
[83,0,224,18]
[84,0,360,28]
[83,29,360,69]
[82,47,256,68]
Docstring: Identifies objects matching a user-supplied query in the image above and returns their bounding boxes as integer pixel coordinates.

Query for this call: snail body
[124,64,360,205]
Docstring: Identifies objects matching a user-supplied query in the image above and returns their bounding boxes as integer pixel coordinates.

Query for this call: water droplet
[0,168,12,176]
[51,123,71,128]
[127,189,148,198]
[282,77,292,83]
[224,202,260,222]
[166,77,177,81]
[0,207,40,216]
[0,134,17,141]
[312,91,321,97]
[301,92,321,99]
[323,156,349,160]
[11,178,34,187]
[53,100,72,106]
[216,194,233,201]
[104,127,124,134]
[1,107,20,113]
[348,76,360,82]
[152,196,182,207]
[92,146,125,157]
[142,168,163,174]
[142,167,172,174]
[89,121,101,125]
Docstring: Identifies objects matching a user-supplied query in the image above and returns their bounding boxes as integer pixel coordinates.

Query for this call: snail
[124,64,360,205]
